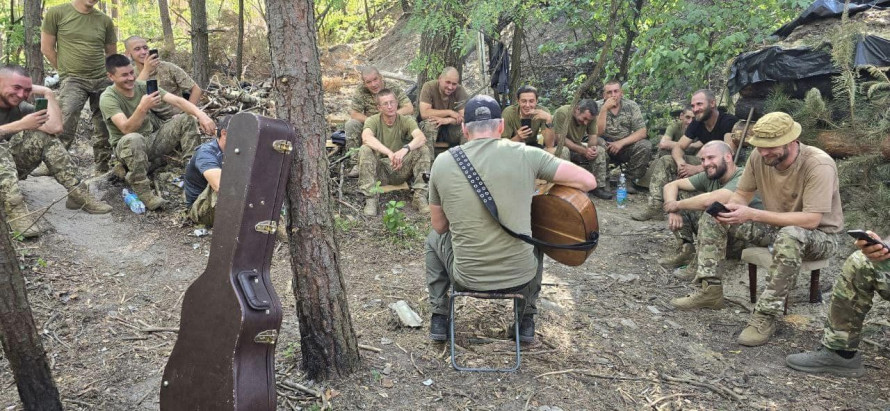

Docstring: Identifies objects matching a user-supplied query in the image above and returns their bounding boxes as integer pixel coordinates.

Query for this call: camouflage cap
[747,112,801,148]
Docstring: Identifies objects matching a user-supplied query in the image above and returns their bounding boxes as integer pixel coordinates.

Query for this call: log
[815,130,880,158]
[882,135,890,159]
[379,71,415,83]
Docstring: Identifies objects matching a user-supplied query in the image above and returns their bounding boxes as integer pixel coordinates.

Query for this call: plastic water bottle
[616,173,628,209]
[122,189,146,214]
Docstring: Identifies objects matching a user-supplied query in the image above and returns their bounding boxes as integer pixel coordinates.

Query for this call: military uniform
[596,97,651,185]
[358,114,431,198]
[820,251,890,351]
[552,104,607,182]
[344,82,411,156]
[135,61,198,120]
[418,79,468,152]
[42,3,116,169]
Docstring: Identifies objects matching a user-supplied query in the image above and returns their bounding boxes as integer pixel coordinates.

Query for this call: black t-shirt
[184,139,224,206]
[684,112,738,145]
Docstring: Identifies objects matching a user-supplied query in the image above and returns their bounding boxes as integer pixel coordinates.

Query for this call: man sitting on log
[596,80,651,194]
[0,65,112,238]
[419,67,467,153]
[633,89,738,221]
[358,89,431,216]
[344,66,413,178]
[552,98,611,200]
[500,85,565,159]
[424,95,596,343]
[100,54,216,211]
[125,35,202,120]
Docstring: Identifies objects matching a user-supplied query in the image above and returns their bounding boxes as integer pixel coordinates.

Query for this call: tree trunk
[363,0,374,33]
[263,0,361,381]
[189,0,210,88]
[414,1,464,87]
[236,0,244,80]
[110,0,120,40]
[23,0,43,84]
[570,0,621,106]
[400,0,411,13]
[0,209,63,410]
[617,0,644,83]
[508,21,523,104]
[158,0,176,54]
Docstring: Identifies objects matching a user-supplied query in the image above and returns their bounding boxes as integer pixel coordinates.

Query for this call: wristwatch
[545,122,553,128]
[402,144,411,152]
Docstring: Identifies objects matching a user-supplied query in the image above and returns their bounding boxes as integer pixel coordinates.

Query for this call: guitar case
[160,112,295,410]
[531,184,599,266]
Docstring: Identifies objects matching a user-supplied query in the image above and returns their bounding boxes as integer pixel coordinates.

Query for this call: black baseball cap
[464,95,502,123]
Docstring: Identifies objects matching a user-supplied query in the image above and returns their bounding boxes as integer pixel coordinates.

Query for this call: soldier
[100,54,216,211]
[425,95,597,342]
[0,65,111,238]
[41,0,117,172]
[419,67,467,153]
[184,116,229,226]
[669,112,844,347]
[358,89,431,216]
[596,80,651,193]
[633,90,738,221]
[552,99,611,200]
[655,106,695,158]
[785,231,889,378]
[500,85,561,156]
[344,66,413,177]
[658,141,761,272]
[125,36,202,120]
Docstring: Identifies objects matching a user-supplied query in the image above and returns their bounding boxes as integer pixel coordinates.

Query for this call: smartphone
[847,230,890,250]
[705,201,730,217]
[146,79,158,95]
[149,49,159,58]
[520,118,532,130]
[34,98,48,112]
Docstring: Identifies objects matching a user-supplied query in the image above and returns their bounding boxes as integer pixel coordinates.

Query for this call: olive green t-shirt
[99,81,168,147]
[688,167,763,210]
[0,102,33,126]
[500,104,550,147]
[428,138,562,291]
[663,120,684,142]
[363,114,419,154]
[738,144,843,233]
[553,104,597,145]
[135,61,196,118]
[42,3,116,79]
[349,81,411,116]
[419,80,468,111]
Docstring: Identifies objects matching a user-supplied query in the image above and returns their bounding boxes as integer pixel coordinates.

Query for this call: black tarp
[855,35,890,65]
[773,0,890,38]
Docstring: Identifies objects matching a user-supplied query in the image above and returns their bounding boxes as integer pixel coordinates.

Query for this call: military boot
[632,203,664,221]
[737,312,776,347]
[108,163,127,182]
[658,242,695,269]
[670,281,724,310]
[131,179,168,211]
[363,197,378,216]
[785,347,865,377]
[66,183,113,214]
[30,162,50,177]
[347,165,359,178]
[4,196,48,238]
[413,193,430,214]
[674,259,697,282]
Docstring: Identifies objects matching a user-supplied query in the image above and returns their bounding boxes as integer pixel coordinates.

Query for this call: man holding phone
[100,54,216,211]
[41,0,117,173]
[124,36,202,119]
[0,65,112,238]
[785,231,889,377]
[500,85,565,159]
[670,112,843,348]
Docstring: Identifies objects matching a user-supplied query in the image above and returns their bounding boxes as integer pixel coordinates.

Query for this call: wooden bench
[741,247,829,314]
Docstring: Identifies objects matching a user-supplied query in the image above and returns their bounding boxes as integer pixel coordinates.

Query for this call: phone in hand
[705,201,730,217]
[149,49,159,58]
[34,98,48,112]
[847,230,890,251]
[520,118,532,130]
[146,79,158,95]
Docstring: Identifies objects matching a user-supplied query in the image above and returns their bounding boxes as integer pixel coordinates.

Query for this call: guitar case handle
[236,271,272,310]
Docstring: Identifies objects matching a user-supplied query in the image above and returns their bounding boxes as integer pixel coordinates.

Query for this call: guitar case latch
[255,329,278,345]
[255,220,278,234]
[272,140,293,154]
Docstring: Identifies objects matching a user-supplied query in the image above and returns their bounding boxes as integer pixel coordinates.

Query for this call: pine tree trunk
[23,0,43,84]
[263,0,361,381]
[414,1,464,87]
[110,0,120,40]
[158,0,176,53]
[189,0,210,88]
[508,21,523,103]
[236,0,244,80]
[0,209,62,410]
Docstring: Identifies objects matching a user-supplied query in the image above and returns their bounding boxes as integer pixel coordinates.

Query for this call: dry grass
[323,76,346,93]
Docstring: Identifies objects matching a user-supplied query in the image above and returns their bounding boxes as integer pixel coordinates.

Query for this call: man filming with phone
[100,54,216,211]
[124,36,202,119]
[500,85,565,159]
[669,112,843,348]
[0,65,112,238]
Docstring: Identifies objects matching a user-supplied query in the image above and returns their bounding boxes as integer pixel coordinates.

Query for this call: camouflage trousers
[569,144,608,189]
[648,154,700,206]
[344,119,364,165]
[357,144,431,198]
[821,251,890,351]
[694,216,839,316]
[606,139,652,184]
[58,76,113,167]
[114,114,202,186]
[188,185,217,226]
[420,120,463,154]
[676,209,703,244]
[425,229,543,317]
[0,130,82,204]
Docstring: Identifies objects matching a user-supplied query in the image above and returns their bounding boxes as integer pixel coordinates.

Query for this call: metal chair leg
[449,286,523,372]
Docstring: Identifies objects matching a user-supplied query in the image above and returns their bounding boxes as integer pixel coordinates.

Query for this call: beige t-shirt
[738,143,843,233]
[363,114,419,154]
[419,80,468,111]
[42,3,116,79]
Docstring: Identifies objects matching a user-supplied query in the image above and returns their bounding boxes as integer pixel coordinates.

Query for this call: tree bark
[508,21,523,103]
[264,0,361,381]
[414,1,465,87]
[816,130,890,158]
[158,0,176,54]
[0,209,62,410]
[189,0,210,88]
[236,0,244,80]
[363,0,374,33]
[617,0,644,83]
[570,0,621,106]
[110,0,120,41]
[23,0,43,84]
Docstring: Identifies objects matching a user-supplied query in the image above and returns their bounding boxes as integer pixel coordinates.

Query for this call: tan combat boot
[347,165,359,178]
[413,194,430,214]
[658,242,696,269]
[131,179,168,211]
[737,312,777,347]
[66,183,113,214]
[670,281,725,310]
[674,259,697,282]
[5,196,48,238]
[30,162,50,177]
[631,203,664,221]
[363,197,378,216]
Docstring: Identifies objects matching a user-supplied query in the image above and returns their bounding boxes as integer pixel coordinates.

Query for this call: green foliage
[316,0,397,45]
[382,200,407,232]
[334,214,359,232]
[281,341,301,360]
